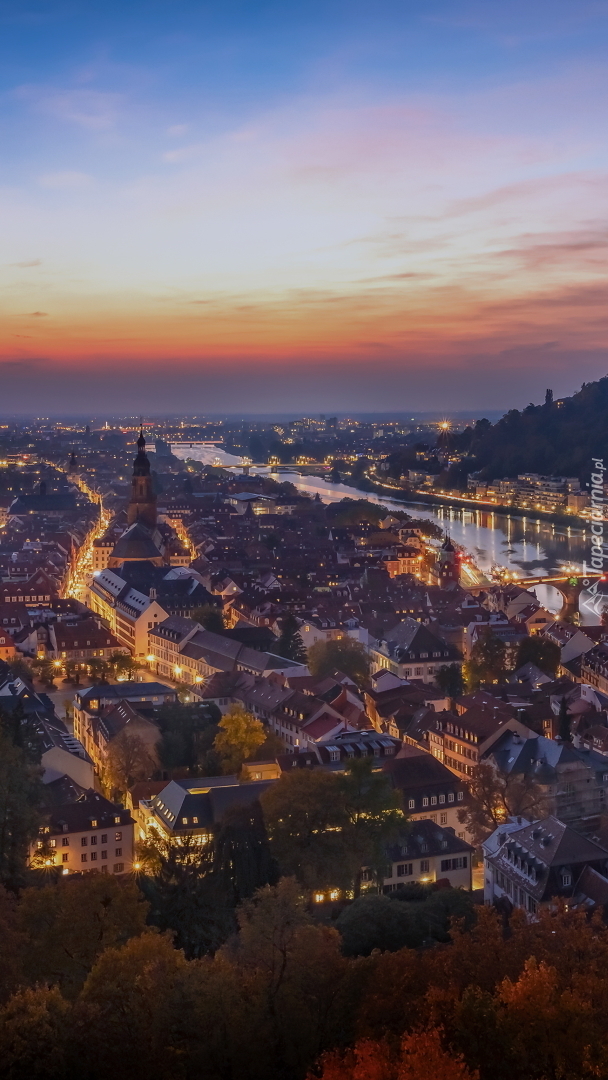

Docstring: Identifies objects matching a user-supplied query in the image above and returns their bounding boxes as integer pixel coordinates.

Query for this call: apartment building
[32,790,135,876]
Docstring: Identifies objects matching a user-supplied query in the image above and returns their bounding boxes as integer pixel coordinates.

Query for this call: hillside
[457,377,608,483]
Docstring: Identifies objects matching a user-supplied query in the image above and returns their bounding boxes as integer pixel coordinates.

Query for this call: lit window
[314,893,324,903]
[115,832,122,841]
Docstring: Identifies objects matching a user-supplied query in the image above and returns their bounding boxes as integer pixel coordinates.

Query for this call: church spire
[128,422,157,528]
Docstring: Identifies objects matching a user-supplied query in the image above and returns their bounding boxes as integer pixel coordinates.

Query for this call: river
[171,445,596,621]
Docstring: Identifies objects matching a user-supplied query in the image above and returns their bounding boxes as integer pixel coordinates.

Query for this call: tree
[0,730,43,890]
[214,706,267,774]
[337,757,404,897]
[74,931,191,1080]
[214,801,279,905]
[6,657,33,683]
[308,638,370,686]
[86,656,109,683]
[514,635,560,675]
[0,985,71,1080]
[139,834,233,958]
[464,629,507,689]
[275,615,306,664]
[0,701,46,763]
[435,664,465,702]
[105,728,156,798]
[261,769,348,890]
[336,889,475,957]
[18,874,148,997]
[316,1028,479,1080]
[192,604,225,633]
[30,657,56,688]
[557,696,572,742]
[155,701,220,775]
[457,761,548,846]
[108,651,140,679]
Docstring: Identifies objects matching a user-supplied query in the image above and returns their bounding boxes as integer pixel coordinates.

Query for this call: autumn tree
[464,629,507,689]
[0,985,71,1080]
[73,931,190,1080]
[308,638,370,686]
[18,873,148,996]
[316,1028,479,1080]
[457,761,549,846]
[105,728,156,798]
[214,705,267,773]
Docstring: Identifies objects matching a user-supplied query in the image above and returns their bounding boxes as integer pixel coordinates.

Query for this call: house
[72,681,176,748]
[0,629,16,660]
[383,746,471,840]
[137,775,276,843]
[382,820,474,892]
[483,815,608,915]
[31,790,135,876]
[76,698,160,778]
[430,703,536,779]
[370,617,462,685]
[485,729,608,835]
[86,568,169,657]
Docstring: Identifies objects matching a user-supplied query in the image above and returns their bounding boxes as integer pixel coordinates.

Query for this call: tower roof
[110,522,162,562]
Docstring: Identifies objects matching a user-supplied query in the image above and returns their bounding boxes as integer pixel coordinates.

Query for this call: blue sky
[1,0,608,414]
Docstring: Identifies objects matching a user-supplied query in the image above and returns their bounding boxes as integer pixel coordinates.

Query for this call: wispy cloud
[38,171,93,189]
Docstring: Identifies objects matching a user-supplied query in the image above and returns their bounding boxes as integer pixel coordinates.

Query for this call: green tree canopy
[192,604,225,633]
[515,635,561,675]
[464,628,507,689]
[307,637,370,686]
[275,614,307,664]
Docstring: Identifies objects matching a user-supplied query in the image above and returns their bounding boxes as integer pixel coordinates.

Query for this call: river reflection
[171,447,594,621]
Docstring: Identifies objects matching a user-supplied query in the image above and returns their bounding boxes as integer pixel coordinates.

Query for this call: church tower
[127,428,157,529]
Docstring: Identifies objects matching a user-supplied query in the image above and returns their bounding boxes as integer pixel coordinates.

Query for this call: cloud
[14,85,121,130]
[10,259,41,267]
[167,124,189,137]
[21,311,48,317]
[38,171,93,189]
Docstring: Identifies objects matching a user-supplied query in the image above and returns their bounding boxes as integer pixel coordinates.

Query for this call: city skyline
[2,0,608,412]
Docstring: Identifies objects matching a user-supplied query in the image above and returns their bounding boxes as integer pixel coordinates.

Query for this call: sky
[1,0,608,414]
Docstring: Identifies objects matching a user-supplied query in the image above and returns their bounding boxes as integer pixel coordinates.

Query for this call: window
[113,863,124,873]
[115,832,122,841]
[440,812,447,825]
[91,819,97,827]
[62,853,69,863]
[415,667,423,676]
[408,798,415,809]
[192,817,199,824]
[101,850,107,859]
[90,851,97,862]
[448,793,454,803]
[115,847,122,857]
[61,837,69,847]
[422,797,429,807]
[561,873,572,887]
[430,796,437,806]
[81,854,87,863]
[457,791,463,801]
[420,859,429,873]
[114,816,121,825]
[81,837,87,847]
[439,794,445,804]
[397,863,413,877]
[90,835,97,846]
[182,817,189,825]
[440,857,467,872]
[101,834,107,843]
